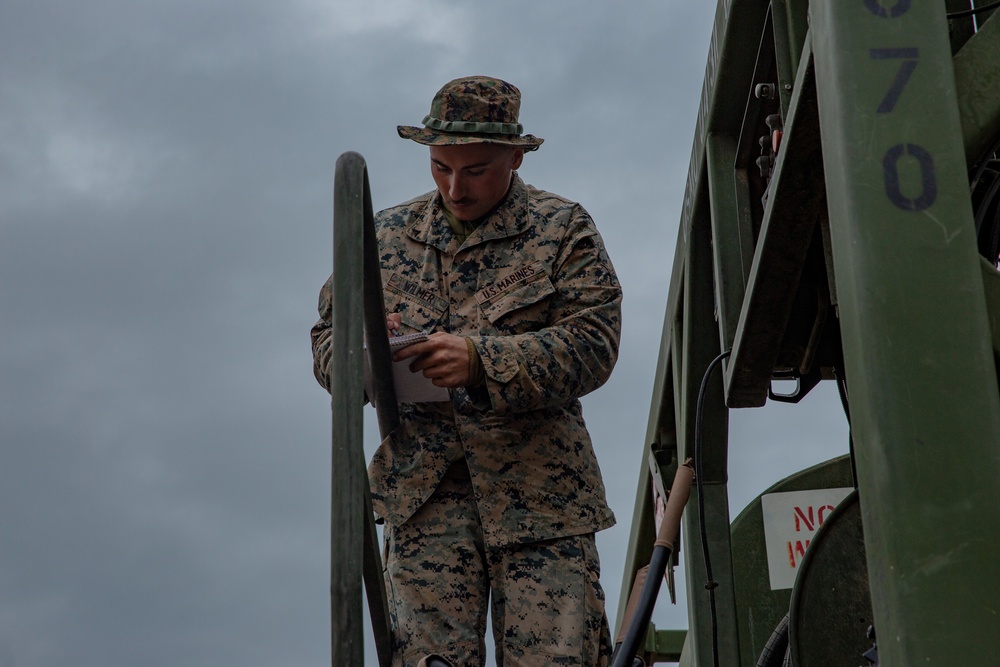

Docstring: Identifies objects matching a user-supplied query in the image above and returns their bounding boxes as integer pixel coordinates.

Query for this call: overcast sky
[0,2,851,665]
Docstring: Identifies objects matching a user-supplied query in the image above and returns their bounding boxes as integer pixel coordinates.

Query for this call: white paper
[364,332,450,405]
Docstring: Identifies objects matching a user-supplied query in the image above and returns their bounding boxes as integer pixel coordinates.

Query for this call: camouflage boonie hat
[397,76,544,151]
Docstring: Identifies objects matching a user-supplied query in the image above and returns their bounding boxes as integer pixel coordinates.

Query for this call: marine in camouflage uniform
[312,76,621,667]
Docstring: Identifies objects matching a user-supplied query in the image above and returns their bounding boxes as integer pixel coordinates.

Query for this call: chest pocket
[385,272,449,333]
[476,260,555,329]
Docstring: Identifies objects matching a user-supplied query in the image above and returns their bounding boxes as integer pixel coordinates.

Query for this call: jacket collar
[406,174,531,252]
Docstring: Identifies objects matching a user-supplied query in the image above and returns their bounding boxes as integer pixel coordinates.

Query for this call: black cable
[990,192,1000,266]
[970,135,1000,193]
[834,367,859,489]
[694,348,731,667]
[975,175,1000,261]
[947,0,1000,19]
[609,547,676,667]
[833,369,850,423]
[969,136,1000,262]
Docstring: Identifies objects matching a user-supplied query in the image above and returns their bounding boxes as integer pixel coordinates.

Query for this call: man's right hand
[393,332,472,388]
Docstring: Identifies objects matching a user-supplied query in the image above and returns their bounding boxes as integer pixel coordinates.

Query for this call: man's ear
[511,148,525,170]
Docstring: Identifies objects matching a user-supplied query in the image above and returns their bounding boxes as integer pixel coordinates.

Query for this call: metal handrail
[330,151,394,667]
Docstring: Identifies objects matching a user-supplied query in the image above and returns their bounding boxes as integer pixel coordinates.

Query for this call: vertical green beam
[679,205,740,667]
[772,0,809,90]
[812,3,1000,665]
[331,153,366,666]
[771,0,797,115]
[707,133,749,351]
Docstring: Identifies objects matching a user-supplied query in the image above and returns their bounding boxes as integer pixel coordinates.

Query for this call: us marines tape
[475,261,546,305]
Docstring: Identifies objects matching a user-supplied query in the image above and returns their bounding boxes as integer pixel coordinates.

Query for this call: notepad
[388,331,430,349]
[364,331,450,404]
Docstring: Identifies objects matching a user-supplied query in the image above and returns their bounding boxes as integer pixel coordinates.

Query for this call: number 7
[869,48,919,113]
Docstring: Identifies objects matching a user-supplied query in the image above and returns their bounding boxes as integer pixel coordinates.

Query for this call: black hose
[756,614,790,667]
[974,173,1000,261]
[834,368,859,488]
[970,135,1000,192]
[610,548,673,667]
[947,0,1000,19]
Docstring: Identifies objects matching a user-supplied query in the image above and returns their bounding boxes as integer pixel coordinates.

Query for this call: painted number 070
[865,0,936,211]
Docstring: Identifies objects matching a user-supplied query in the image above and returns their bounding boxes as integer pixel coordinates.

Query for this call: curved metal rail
[330,151,395,667]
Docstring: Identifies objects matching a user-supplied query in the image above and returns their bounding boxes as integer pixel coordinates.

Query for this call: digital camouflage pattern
[397,76,544,151]
[385,459,611,667]
[311,174,621,548]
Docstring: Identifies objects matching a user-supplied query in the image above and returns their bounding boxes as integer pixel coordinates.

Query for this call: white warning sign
[760,487,853,590]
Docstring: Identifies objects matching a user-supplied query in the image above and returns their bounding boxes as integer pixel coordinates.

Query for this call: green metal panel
[953,11,1000,164]
[811,2,1000,664]
[787,491,872,666]
[725,41,824,408]
[677,632,694,667]
[644,627,688,663]
[729,455,853,667]
[681,484,739,667]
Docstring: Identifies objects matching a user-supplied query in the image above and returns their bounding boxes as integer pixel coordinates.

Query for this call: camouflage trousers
[383,458,613,667]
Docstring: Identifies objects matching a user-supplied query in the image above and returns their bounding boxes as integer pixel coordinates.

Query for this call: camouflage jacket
[312,175,620,547]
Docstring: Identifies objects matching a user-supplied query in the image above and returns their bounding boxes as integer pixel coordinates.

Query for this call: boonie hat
[397,76,544,151]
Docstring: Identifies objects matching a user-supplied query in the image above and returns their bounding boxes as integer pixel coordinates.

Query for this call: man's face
[429,143,524,221]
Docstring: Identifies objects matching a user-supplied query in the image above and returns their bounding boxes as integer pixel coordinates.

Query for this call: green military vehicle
[614,1,1000,665]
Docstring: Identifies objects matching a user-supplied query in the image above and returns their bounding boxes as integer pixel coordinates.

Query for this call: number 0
[864,0,911,18]
[882,143,937,211]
